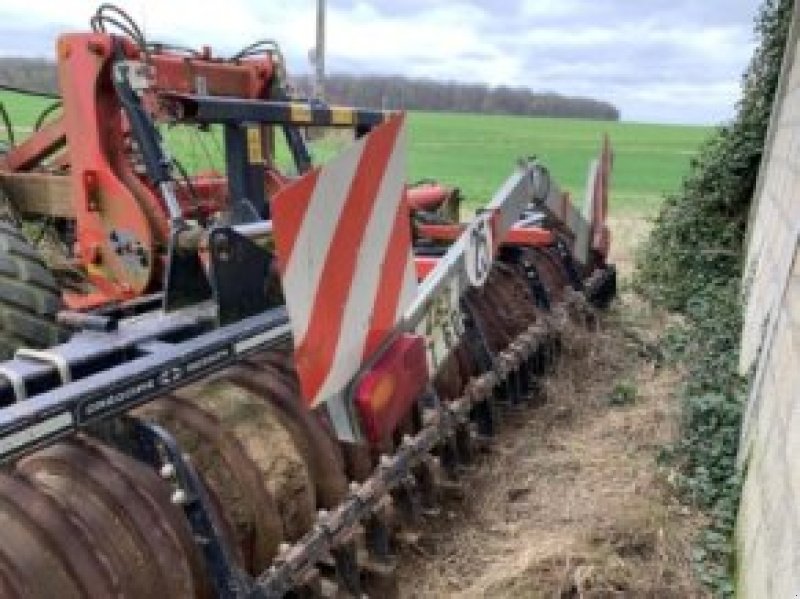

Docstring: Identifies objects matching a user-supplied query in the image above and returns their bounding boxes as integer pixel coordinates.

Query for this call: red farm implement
[0,5,615,597]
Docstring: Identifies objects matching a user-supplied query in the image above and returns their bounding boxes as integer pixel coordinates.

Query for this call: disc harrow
[0,7,615,594]
[0,251,588,598]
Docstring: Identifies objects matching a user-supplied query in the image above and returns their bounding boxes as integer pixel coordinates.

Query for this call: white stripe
[395,252,418,324]
[313,124,408,406]
[233,324,292,354]
[0,412,73,455]
[281,138,365,343]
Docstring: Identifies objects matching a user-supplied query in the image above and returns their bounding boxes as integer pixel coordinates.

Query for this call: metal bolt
[160,463,176,479]
[317,509,329,520]
[171,489,188,505]
[379,454,392,468]
[278,542,291,555]
[349,481,360,493]
[401,434,413,446]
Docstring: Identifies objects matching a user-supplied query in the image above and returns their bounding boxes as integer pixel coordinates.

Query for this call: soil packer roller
[0,5,615,597]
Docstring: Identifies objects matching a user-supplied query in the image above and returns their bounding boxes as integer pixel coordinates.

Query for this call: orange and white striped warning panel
[270,114,418,426]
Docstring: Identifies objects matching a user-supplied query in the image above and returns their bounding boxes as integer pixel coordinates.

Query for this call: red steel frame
[0,33,277,310]
[0,30,612,315]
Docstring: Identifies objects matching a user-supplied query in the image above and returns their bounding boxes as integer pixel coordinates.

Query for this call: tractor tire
[0,221,64,359]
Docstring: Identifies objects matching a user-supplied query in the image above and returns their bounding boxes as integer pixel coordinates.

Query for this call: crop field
[406,112,711,214]
[1,89,711,214]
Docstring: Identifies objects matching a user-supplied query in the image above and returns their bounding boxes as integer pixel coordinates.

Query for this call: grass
[406,112,711,214]
[0,89,57,131]
[1,89,711,216]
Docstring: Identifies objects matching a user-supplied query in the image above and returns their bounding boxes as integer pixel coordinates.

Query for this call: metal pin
[160,463,176,479]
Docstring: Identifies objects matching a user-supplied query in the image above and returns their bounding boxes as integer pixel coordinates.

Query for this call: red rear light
[355,334,429,444]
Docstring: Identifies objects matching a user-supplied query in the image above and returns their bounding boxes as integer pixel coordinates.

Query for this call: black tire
[0,221,64,359]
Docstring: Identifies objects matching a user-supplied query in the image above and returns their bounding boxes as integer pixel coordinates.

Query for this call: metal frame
[125,418,247,598]
[0,303,290,462]
[163,92,391,129]
[0,150,565,598]
[0,40,614,597]
[0,33,297,310]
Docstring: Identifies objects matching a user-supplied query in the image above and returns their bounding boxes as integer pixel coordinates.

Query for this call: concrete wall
[737,5,800,597]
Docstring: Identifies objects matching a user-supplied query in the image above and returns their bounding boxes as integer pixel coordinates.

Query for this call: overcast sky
[0,0,761,124]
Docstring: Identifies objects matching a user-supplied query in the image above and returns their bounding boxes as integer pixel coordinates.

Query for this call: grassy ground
[1,89,710,217]
[406,112,710,214]
[397,302,708,597]
[397,218,708,598]
[0,89,55,132]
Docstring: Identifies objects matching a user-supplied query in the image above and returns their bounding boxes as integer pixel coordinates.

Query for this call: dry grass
[396,216,706,598]
[607,213,654,279]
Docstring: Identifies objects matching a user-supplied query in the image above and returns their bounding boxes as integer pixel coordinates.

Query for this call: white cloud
[323,1,524,86]
[0,0,761,124]
[0,0,315,57]
[520,0,583,19]
[327,2,488,64]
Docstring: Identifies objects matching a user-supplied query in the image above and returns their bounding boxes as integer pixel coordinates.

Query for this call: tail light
[355,334,429,444]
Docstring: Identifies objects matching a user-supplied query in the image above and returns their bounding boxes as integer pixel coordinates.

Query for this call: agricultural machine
[0,4,615,597]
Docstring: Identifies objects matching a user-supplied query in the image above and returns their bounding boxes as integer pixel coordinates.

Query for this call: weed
[607,380,637,407]
[635,0,793,595]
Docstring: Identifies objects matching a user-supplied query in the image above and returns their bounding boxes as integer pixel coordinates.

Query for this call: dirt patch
[396,215,706,598]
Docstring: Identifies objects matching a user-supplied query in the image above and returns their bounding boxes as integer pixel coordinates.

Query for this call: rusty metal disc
[520,246,573,304]
[141,367,318,574]
[139,388,284,574]
[228,356,348,510]
[18,438,210,598]
[0,437,209,598]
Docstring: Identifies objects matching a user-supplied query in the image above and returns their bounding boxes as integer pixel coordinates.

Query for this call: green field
[406,113,710,214]
[1,90,711,214]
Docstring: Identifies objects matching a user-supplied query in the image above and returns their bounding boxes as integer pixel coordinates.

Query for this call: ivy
[636,0,793,595]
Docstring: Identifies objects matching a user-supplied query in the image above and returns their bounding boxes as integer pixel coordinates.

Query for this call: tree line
[0,58,59,95]
[293,74,620,120]
[0,57,619,120]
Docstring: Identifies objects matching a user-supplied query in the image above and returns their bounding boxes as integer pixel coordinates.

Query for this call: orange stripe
[503,226,554,246]
[363,200,414,359]
[269,168,319,274]
[416,223,464,241]
[294,115,403,402]
[414,256,438,280]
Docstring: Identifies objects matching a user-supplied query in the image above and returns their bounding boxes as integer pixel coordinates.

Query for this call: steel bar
[162,93,392,128]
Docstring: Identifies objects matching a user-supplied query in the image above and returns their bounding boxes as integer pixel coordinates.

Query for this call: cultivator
[0,5,615,597]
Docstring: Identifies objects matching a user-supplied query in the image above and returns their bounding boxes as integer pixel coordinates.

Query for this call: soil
[396,214,709,598]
